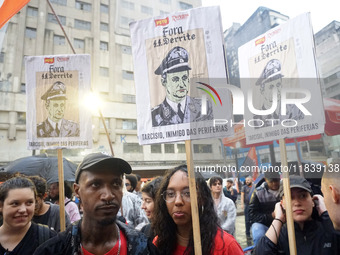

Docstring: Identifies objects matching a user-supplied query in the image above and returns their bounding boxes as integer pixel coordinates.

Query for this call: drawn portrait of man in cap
[151,46,213,127]
[37,81,80,137]
[253,59,304,128]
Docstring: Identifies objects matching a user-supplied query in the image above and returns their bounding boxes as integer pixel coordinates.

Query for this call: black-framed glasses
[162,189,190,203]
[125,183,131,187]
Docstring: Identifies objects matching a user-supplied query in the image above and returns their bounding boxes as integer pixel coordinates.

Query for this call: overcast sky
[201,0,340,33]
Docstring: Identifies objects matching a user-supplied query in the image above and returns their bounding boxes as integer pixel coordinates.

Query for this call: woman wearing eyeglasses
[0,176,56,255]
[152,165,243,255]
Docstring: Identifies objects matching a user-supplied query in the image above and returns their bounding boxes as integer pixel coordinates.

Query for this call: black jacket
[256,212,338,255]
[249,182,280,227]
[33,220,160,255]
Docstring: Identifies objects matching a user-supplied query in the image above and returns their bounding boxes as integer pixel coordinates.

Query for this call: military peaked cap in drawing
[155,46,191,75]
[256,59,284,85]
[41,81,67,100]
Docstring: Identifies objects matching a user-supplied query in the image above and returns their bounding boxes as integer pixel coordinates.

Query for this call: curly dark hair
[209,176,223,188]
[152,165,221,255]
[141,176,163,199]
[29,175,47,198]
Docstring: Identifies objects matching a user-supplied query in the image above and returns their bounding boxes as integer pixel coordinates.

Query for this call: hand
[312,194,327,216]
[273,202,286,223]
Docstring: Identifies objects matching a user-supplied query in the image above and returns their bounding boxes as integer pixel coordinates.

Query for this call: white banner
[130,6,233,145]
[238,13,325,145]
[25,54,92,150]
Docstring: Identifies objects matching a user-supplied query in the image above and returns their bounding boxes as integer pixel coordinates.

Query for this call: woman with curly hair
[152,165,243,255]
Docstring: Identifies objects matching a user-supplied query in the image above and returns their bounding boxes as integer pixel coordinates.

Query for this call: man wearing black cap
[248,170,281,245]
[151,46,213,126]
[37,81,80,137]
[253,59,304,128]
[257,175,336,254]
[34,152,159,255]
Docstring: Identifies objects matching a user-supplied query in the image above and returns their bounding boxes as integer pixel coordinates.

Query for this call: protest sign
[238,13,325,145]
[130,6,233,145]
[25,54,92,150]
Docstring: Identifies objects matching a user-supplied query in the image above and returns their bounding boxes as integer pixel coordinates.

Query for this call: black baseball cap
[75,152,132,183]
[279,175,312,197]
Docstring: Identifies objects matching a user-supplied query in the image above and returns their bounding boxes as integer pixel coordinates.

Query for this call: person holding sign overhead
[37,81,80,137]
[152,165,243,254]
[151,46,213,126]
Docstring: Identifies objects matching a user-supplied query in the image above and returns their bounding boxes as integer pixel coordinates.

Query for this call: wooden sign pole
[279,138,297,255]
[57,149,66,232]
[185,140,202,255]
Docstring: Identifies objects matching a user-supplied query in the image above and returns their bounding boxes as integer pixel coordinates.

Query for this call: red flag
[0,0,31,29]
[241,147,259,181]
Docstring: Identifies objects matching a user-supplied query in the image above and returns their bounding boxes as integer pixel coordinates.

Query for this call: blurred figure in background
[223,179,238,204]
[125,174,137,193]
[209,176,237,235]
[30,176,71,232]
[141,176,164,239]
[241,176,253,244]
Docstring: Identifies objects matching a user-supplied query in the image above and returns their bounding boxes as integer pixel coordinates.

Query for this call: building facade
[0,0,230,175]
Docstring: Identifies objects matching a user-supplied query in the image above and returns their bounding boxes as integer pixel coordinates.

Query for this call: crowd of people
[0,153,339,254]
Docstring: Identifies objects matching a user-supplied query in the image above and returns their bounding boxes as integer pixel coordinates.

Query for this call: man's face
[261,78,282,110]
[46,99,65,122]
[226,181,233,189]
[74,168,123,226]
[321,179,339,230]
[163,71,189,103]
[245,177,252,186]
[265,178,280,191]
[48,183,59,201]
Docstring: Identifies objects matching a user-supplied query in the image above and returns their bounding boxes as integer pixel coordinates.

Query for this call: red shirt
[153,229,243,255]
[82,230,128,255]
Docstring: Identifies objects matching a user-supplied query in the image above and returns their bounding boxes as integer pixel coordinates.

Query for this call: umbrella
[323,98,340,136]
[4,154,77,183]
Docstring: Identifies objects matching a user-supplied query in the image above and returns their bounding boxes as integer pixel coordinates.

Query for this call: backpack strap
[37,223,52,245]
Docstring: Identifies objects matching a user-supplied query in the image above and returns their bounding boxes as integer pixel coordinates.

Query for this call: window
[122,94,135,103]
[17,112,26,124]
[0,52,4,63]
[120,16,134,26]
[74,38,85,49]
[20,83,26,94]
[100,41,108,51]
[100,67,109,77]
[179,1,192,10]
[75,1,92,11]
[151,144,162,153]
[122,70,134,80]
[141,5,153,15]
[160,10,169,16]
[74,19,91,31]
[122,120,137,130]
[25,27,36,38]
[121,0,134,10]
[194,144,212,153]
[50,0,67,6]
[165,144,174,153]
[54,35,65,45]
[48,13,66,25]
[100,4,109,14]
[123,143,143,153]
[120,45,131,54]
[160,0,171,4]
[177,144,185,153]
[99,118,110,129]
[27,7,38,17]
[100,22,109,31]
